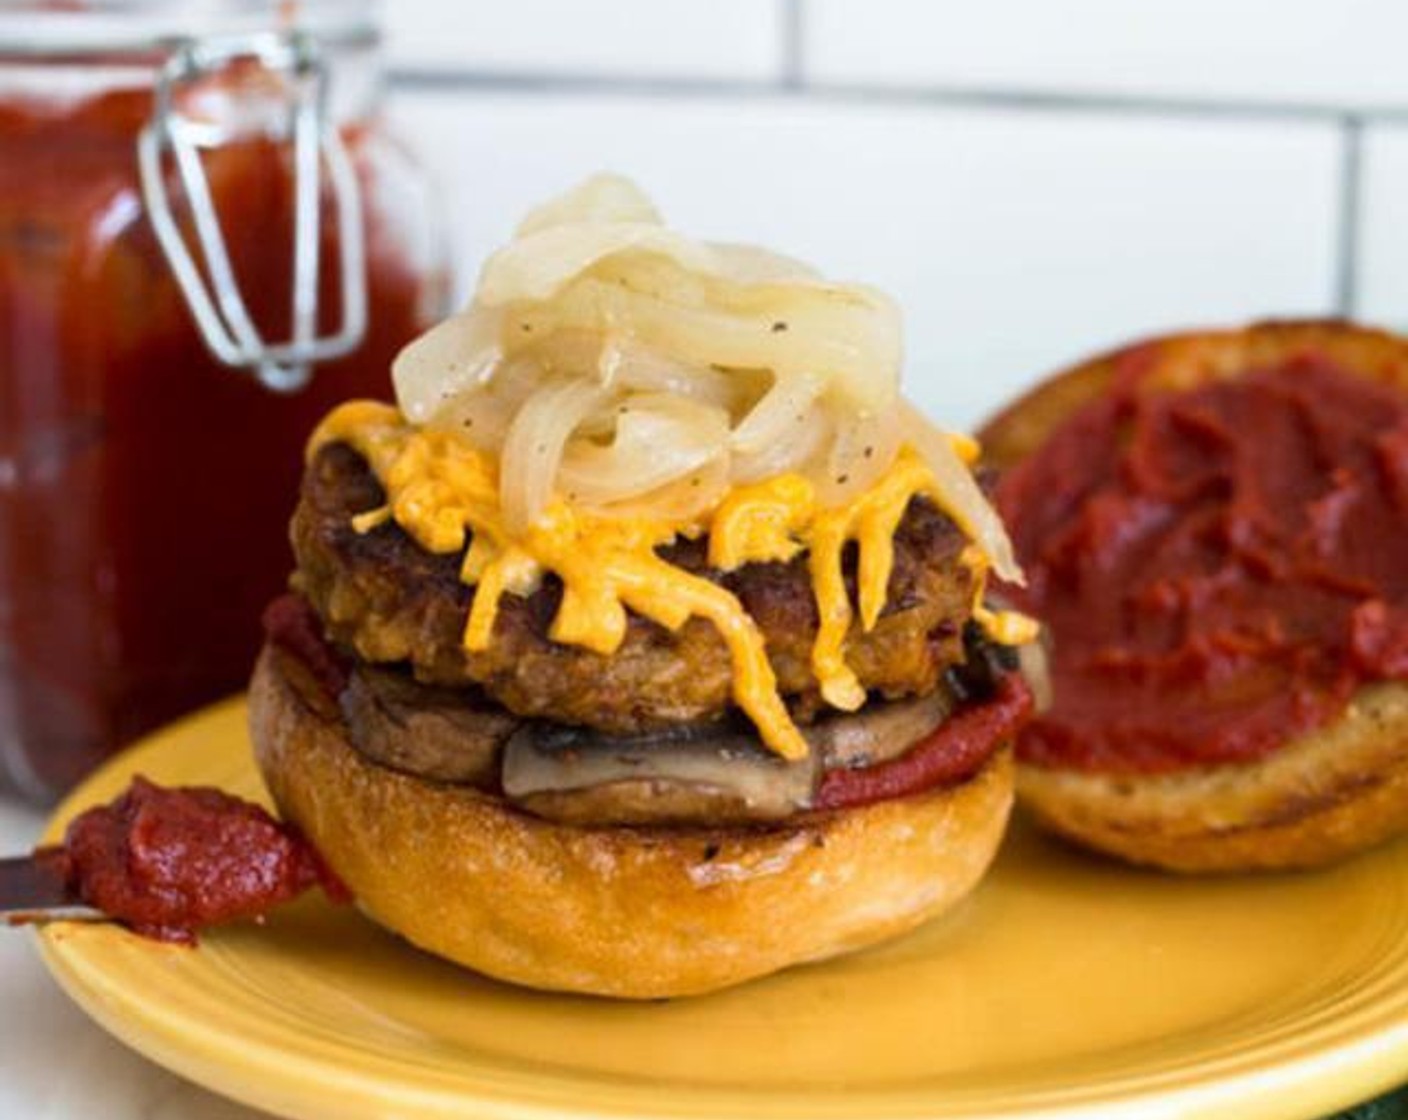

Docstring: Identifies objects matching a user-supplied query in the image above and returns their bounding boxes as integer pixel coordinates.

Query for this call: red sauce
[997,357,1408,773]
[52,776,347,943]
[0,81,441,799]
[262,593,349,699]
[815,674,1032,809]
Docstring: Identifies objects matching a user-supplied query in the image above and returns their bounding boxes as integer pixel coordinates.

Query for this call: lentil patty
[292,442,977,733]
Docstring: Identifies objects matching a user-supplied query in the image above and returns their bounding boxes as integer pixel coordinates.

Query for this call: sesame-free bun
[249,646,1015,998]
[980,321,1408,873]
[1016,683,1408,872]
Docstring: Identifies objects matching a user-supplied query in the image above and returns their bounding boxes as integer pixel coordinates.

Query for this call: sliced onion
[479,224,720,307]
[486,211,818,311]
[499,378,608,533]
[558,393,729,505]
[608,340,743,411]
[588,252,712,307]
[813,400,904,507]
[708,242,818,285]
[1018,636,1053,713]
[512,328,603,378]
[519,276,898,414]
[495,327,734,407]
[430,350,545,451]
[731,372,824,456]
[733,403,833,484]
[515,172,661,236]
[392,304,503,424]
[900,401,1023,584]
[591,457,731,522]
[390,177,1012,547]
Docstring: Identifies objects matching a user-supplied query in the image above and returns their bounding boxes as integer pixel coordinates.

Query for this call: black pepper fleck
[771,321,789,333]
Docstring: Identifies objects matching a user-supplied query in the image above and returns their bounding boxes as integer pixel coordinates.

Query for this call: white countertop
[0,796,269,1120]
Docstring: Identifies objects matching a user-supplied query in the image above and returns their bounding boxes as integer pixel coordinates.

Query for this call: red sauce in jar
[51,775,347,942]
[997,357,1408,774]
[0,81,440,798]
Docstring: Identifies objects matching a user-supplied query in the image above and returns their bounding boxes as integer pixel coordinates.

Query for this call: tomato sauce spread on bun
[997,351,1408,774]
[981,322,1408,873]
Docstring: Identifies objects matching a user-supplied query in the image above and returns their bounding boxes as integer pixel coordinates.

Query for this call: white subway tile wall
[1358,127,1408,328]
[806,0,1408,109]
[392,93,1340,428]
[379,0,1408,425]
[384,0,785,80]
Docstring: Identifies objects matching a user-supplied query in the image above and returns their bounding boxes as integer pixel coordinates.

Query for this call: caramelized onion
[733,400,833,484]
[901,402,1022,584]
[391,175,910,526]
[731,372,824,457]
[815,401,905,507]
[499,378,606,534]
[558,393,730,505]
[1018,633,1054,714]
[390,173,1013,579]
[392,305,504,424]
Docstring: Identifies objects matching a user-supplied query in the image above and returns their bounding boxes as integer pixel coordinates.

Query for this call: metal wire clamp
[137,32,368,393]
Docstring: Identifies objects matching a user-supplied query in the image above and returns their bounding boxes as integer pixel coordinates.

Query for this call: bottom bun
[1018,683,1408,873]
[249,646,1015,998]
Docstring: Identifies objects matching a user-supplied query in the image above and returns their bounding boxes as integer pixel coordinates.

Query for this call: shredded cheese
[310,401,1034,760]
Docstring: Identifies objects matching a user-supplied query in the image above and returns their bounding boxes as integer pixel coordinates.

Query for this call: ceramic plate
[36,698,1408,1119]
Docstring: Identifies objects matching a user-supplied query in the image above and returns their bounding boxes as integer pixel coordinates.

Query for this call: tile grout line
[387,68,1408,126]
[780,0,805,90]
[1335,115,1364,318]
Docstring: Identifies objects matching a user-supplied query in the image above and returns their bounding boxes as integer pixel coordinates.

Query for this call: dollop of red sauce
[997,357,1408,773]
[52,776,348,943]
[815,674,1032,809]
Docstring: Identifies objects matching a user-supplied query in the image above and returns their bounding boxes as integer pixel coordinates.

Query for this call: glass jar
[0,1,448,801]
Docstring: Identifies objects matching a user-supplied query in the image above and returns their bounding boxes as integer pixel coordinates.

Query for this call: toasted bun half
[980,320,1408,873]
[1017,683,1408,872]
[982,319,1408,467]
[249,645,1015,997]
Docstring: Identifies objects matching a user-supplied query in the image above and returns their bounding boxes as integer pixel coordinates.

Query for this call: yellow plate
[37,698,1408,1120]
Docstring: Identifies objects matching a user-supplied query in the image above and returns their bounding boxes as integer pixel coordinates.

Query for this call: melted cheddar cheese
[310,401,1034,759]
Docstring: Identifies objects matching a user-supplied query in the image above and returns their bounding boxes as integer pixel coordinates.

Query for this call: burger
[982,320,1408,873]
[250,175,1038,997]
